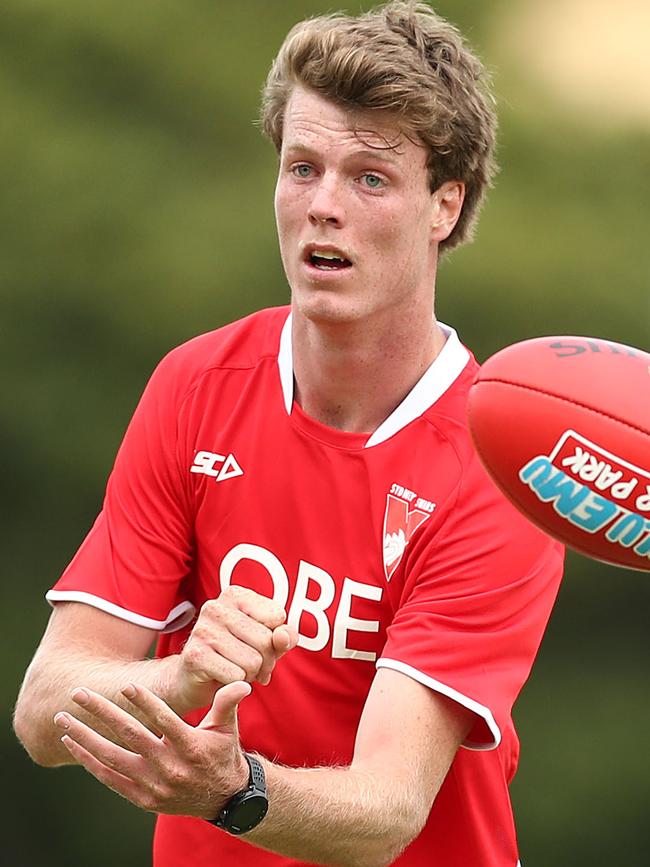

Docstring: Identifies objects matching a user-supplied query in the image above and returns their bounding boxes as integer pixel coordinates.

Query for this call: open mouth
[307,249,353,271]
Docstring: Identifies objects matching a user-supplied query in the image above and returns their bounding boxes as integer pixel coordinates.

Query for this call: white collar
[277,312,470,448]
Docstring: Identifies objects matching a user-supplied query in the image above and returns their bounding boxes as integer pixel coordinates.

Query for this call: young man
[14,3,563,866]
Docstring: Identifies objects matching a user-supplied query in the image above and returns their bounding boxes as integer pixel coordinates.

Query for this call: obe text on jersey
[191,450,436,662]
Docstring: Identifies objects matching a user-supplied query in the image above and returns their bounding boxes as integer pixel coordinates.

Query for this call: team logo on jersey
[190,450,244,482]
[383,484,436,581]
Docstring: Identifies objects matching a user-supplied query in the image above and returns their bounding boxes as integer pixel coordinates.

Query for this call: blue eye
[362,174,383,189]
[293,164,312,178]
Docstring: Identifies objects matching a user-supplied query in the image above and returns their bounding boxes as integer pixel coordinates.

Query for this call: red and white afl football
[467,336,650,572]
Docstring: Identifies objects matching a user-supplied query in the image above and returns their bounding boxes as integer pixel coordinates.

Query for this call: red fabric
[50,307,563,866]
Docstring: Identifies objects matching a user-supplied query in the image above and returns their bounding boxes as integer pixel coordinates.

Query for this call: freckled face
[274,86,438,325]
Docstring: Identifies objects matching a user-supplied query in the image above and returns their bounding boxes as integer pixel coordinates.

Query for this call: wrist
[199,750,249,820]
[206,752,269,834]
[155,655,189,715]
[163,655,209,716]
[230,750,252,794]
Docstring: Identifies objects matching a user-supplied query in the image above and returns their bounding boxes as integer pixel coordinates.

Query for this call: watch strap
[208,752,268,835]
[246,753,266,792]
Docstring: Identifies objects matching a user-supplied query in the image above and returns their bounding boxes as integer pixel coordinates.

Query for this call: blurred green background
[3,0,648,864]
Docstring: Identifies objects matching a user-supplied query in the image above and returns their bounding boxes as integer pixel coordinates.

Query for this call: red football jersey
[48,307,563,867]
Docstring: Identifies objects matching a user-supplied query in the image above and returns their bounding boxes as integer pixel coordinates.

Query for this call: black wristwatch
[207,753,268,835]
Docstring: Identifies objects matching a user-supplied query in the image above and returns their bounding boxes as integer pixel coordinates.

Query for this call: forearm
[14,650,182,767]
[15,592,298,769]
[245,760,425,867]
[29,670,465,864]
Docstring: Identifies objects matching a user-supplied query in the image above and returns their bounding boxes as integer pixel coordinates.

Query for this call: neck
[291,302,447,434]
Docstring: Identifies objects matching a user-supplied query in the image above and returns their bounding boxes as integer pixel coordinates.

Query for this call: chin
[292,289,367,325]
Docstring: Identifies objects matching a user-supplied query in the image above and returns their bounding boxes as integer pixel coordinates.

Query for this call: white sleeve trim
[45,590,196,634]
[376,657,502,751]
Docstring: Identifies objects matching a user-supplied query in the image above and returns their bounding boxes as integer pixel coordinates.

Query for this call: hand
[54,681,252,819]
[176,586,298,711]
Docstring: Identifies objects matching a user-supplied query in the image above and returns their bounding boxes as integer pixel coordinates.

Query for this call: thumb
[199,680,251,734]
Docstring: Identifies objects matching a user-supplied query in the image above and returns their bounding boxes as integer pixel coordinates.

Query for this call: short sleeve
[377,457,564,750]
[47,349,197,633]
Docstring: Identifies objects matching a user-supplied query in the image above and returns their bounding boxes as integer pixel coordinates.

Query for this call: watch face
[229,794,269,834]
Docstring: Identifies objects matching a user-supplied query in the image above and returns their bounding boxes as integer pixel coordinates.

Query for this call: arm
[14,589,297,767]
[51,667,473,867]
[249,667,473,866]
[14,603,160,766]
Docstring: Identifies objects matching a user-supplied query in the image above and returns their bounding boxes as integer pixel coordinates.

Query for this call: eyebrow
[282,143,402,164]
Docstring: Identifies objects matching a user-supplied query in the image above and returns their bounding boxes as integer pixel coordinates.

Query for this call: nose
[307,174,345,227]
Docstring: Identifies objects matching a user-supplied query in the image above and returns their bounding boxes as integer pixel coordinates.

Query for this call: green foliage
[4,2,648,865]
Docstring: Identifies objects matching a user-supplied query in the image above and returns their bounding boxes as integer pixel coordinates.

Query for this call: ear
[430,181,465,243]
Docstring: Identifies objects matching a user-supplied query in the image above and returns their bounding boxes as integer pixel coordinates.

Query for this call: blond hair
[260,1,497,253]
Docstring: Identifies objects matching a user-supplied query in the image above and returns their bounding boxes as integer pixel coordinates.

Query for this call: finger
[55,711,141,776]
[61,735,150,808]
[188,608,275,683]
[198,601,275,650]
[182,640,248,687]
[217,586,287,630]
[120,683,191,747]
[70,687,162,757]
[256,625,299,685]
[271,624,299,657]
[217,603,276,645]
[200,681,251,734]
[203,619,268,681]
